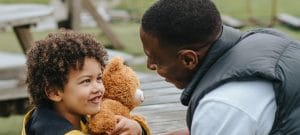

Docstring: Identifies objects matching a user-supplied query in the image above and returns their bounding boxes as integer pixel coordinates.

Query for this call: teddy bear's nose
[136,89,145,103]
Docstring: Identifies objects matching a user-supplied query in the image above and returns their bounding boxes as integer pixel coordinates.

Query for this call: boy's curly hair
[26,29,108,107]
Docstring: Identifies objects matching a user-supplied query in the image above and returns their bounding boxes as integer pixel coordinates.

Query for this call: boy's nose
[93,82,104,93]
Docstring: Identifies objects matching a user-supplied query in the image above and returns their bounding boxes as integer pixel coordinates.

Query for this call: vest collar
[181,25,242,106]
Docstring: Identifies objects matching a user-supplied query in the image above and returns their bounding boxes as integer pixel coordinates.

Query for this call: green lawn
[0,0,47,3]
[1,0,300,135]
[0,115,23,135]
[215,0,300,19]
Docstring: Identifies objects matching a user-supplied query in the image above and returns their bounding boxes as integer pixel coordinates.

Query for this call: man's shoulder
[204,80,274,99]
[192,80,277,135]
[243,28,290,40]
[200,80,275,119]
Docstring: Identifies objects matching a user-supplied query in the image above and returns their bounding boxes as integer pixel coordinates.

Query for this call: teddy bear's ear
[104,57,125,72]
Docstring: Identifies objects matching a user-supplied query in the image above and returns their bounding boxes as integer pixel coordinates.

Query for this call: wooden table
[0,4,53,53]
[0,4,53,116]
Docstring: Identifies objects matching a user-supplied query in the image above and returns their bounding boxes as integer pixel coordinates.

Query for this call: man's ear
[178,50,199,70]
[45,87,63,102]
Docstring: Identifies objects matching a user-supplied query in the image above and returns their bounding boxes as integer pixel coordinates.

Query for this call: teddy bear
[88,57,151,135]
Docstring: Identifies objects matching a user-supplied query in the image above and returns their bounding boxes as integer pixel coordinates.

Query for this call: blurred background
[0,0,299,134]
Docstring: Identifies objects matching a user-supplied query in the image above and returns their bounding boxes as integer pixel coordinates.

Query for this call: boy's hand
[110,115,143,135]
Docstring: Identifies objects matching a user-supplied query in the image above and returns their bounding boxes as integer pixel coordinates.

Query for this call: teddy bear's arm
[102,99,131,117]
[88,99,131,134]
[131,114,151,135]
[88,109,116,134]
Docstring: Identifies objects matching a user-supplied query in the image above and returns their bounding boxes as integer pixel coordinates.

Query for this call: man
[140,0,300,135]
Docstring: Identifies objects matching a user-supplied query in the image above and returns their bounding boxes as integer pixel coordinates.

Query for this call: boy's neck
[54,104,82,130]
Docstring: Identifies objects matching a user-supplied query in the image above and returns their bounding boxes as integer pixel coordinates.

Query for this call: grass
[114,0,156,21]
[0,115,23,135]
[1,0,300,134]
[0,0,47,4]
[214,0,300,20]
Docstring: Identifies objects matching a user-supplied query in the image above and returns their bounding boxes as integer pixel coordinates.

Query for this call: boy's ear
[177,50,199,70]
[45,87,63,102]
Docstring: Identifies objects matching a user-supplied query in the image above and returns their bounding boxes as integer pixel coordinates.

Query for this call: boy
[22,30,147,135]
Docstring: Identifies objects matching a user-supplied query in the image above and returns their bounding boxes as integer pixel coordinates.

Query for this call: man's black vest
[181,26,300,134]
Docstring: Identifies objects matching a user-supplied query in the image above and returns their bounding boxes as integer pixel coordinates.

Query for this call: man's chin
[174,84,185,90]
[165,79,184,89]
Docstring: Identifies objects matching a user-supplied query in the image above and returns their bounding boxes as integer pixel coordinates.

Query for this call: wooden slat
[139,110,186,123]
[143,87,182,97]
[142,87,182,105]
[0,4,53,29]
[13,25,34,53]
[134,74,187,134]
[134,103,187,135]
[141,80,174,90]
[0,66,25,80]
[0,4,53,54]
[143,92,181,106]
[134,102,186,114]
[140,75,164,83]
[277,13,300,29]
[82,0,124,49]
[139,73,173,90]
[149,120,187,135]
[0,85,28,101]
[221,14,245,29]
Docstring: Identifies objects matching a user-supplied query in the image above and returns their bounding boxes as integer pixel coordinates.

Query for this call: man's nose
[147,62,157,70]
[147,58,157,70]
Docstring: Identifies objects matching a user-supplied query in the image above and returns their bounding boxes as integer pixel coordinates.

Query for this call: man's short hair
[141,0,222,46]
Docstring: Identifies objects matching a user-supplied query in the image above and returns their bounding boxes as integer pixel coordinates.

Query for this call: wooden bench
[57,0,125,49]
[221,14,245,29]
[0,4,53,116]
[0,4,53,53]
[277,13,300,30]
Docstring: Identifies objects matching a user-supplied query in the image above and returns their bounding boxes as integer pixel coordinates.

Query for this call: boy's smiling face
[50,58,105,117]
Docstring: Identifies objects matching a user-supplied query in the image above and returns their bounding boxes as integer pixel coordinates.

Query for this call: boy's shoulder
[22,107,86,135]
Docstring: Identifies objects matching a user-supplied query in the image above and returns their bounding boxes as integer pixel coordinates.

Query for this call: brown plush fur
[88,57,143,134]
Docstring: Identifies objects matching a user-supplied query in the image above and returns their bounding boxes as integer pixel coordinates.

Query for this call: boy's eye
[97,76,102,82]
[81,79,91,84]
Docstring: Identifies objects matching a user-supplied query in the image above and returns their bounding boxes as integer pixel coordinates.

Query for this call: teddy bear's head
[102,57,144,110]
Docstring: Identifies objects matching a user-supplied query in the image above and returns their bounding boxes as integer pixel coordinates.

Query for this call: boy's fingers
[115,115,122,122]
[111,115,125,134]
